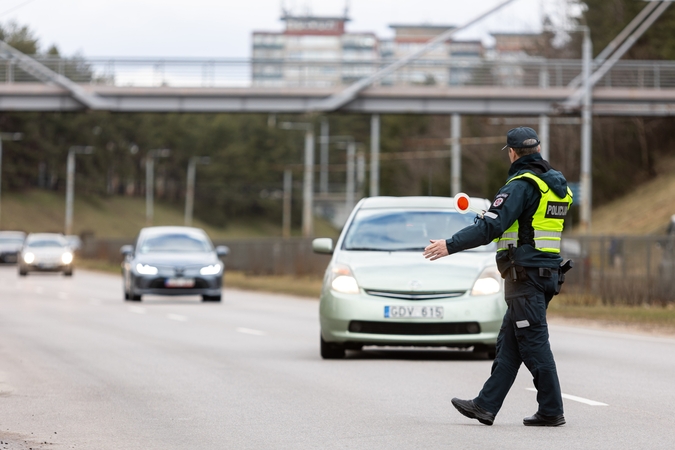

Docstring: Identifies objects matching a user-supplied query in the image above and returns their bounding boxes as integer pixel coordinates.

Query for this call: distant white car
[19,233,74,276]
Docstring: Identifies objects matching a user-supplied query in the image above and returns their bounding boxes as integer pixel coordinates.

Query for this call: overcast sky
[0,0,578,57]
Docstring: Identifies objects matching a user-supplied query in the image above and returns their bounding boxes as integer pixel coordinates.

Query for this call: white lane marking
[167,314,188,322]
[236,327,266,336]
[128,306,146,314]
[35,286,44,294]
[89,298,102,305]
[58,292,68,300]
[526,388,608,406]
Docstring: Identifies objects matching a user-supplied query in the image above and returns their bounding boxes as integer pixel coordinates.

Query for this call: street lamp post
[146,149,170,226]
[579,26,593,233]
[280,122,315,237]
[185,156,210,226]
[0,132,22,229]
[64,146,94,236]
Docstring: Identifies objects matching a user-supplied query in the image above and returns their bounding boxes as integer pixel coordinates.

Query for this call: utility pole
[64,146,94,235]
[370,114,380,197]
[146,149,170,227]
[319,118,329,194]
[0,132,22,229]
[346,141,356,213]
[282,168,292,239]
[280,122,315,237]
[450,114,461,196]
[185,156,210,226]
[579,27,593,232]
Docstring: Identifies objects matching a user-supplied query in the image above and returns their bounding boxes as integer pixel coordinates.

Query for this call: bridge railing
[2,56,675,90]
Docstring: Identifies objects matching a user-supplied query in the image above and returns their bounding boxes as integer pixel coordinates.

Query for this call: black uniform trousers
[473,267,564,417]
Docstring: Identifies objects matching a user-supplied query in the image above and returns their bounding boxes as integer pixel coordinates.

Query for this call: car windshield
[139,233,212,254]
[342,209,496,252]
[27,239,65,248]
[0,237,24,245]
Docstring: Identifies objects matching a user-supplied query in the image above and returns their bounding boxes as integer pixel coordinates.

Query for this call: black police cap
[501,127,540,150]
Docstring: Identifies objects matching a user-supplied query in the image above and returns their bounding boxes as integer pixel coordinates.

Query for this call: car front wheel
[321,335,345,359]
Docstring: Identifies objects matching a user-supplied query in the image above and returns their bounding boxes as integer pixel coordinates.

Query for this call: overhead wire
[0,0,39,18]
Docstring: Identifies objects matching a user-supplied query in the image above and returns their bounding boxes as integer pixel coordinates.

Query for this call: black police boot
[451,398,495,426]
[523,412,566,427]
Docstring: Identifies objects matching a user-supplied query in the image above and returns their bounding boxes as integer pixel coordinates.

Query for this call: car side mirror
[120,245,134,256]
[312,238,334,254]
[216,245,230,258]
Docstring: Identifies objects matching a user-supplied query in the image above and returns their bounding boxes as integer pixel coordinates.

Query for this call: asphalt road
[0,266,673,449]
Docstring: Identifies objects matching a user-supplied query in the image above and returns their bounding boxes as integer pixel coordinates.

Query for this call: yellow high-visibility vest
[496,172,573,254]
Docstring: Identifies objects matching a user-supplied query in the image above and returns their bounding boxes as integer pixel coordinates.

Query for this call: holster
[554,259,574,295]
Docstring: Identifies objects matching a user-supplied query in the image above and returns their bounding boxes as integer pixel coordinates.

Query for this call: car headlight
[330,264,360,295]
[136,263,159,275]
[200,264,222,276]
[61,252,73,264]
[23,252,35,264]
[471,266,502,296]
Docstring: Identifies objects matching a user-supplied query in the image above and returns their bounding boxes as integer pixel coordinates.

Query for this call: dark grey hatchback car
[121,226,229,302]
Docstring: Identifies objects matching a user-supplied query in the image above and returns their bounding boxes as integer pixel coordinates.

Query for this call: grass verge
[548,293,675,332]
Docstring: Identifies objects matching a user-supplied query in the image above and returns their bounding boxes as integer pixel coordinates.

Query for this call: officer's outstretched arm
[443,181,535,256]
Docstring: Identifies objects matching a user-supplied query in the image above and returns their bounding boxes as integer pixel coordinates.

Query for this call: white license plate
[384,305,444,319]
[165,278,195,288]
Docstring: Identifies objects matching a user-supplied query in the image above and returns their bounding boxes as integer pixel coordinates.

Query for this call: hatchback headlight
[61,252,73,264]
[330,264,360,295]
[471,266,502,296]
[136,263,159,275]
[23,252,35,264]
[200,264,222,276]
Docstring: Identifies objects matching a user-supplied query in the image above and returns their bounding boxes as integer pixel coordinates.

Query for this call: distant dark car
[19,233,74,276]
[0,231,26,263]
[121,226,229,302]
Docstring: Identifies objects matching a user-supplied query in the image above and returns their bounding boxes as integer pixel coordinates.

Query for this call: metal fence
[81,237,332,277]
[83,235,675,304]
[560,235,675,305]
[4,56,675,90]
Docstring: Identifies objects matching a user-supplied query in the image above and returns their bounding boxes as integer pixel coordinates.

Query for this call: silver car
[121,227,229,302]
[19,233,74,276]
[0,231,26,264]
[314,196,506,359]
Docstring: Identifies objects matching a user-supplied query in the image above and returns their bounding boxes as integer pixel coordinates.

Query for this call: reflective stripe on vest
[495,172,572,254]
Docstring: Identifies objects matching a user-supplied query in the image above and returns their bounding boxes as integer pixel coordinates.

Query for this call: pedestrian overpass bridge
[0,55,673,116]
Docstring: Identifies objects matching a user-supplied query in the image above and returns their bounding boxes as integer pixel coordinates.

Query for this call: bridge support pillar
[320,118,329,194]
[302,128,314,237]
[370,114,380,197]
[539,114,550,161]
[451,113,461,196]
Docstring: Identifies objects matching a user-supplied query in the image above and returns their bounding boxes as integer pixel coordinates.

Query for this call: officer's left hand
[423,239,449,261]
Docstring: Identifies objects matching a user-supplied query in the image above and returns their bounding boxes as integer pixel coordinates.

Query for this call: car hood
[24,247,69,257]
[134,252,219,267]
[0,243,22,252]
[335,250,495,292]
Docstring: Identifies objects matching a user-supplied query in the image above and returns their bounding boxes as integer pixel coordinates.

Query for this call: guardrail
[82,235,675,304]
[3,56,675,90]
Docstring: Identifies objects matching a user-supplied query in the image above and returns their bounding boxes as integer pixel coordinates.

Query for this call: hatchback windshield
[0,237,24,245]
[27,239,66,248]
[343,209,495,252]
[139,233,212,254]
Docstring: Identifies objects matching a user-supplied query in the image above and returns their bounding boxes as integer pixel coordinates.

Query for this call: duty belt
[497,231,562,250]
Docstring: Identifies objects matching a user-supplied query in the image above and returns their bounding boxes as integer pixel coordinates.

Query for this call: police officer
[423,127,572,427]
